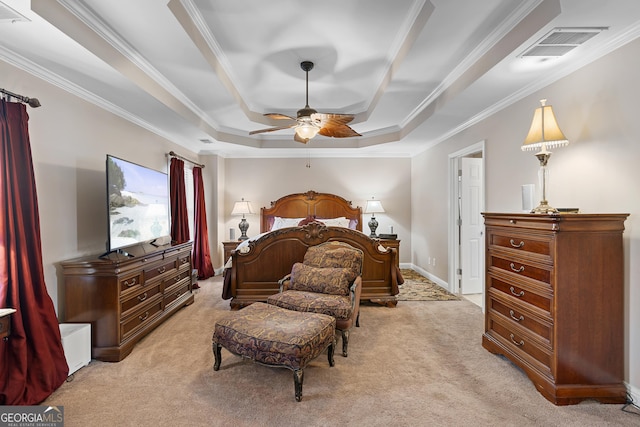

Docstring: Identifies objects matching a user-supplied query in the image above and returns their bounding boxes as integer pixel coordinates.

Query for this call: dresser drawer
[177,252,191,269]
[120,282,163,317]
[119,273,143,295]
[163,269,191,291]
[163,278,191,307]
[487,277,552,314]
[121,297,163,339]
[487,295,552,345]
[489,255,551,284]
[144,259,177,282]
[487,315,552,373]
[487,231,553,263]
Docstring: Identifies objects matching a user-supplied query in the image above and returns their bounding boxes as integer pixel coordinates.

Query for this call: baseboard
[627,382,640,407]
[408,264,450,291]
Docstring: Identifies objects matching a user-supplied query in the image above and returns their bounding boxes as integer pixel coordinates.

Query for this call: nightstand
[222,241,240,262]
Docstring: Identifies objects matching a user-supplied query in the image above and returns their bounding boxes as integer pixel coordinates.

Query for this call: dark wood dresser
[481,213,628,405]
[60,241,194,362]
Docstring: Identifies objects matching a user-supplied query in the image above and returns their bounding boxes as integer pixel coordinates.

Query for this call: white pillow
[319,217,351,228]
[271,216,304,231]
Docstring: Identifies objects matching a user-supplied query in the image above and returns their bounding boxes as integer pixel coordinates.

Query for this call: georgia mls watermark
[0,406,64,427]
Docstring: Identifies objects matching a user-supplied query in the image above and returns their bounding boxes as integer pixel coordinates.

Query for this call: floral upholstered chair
[267,241,363,357]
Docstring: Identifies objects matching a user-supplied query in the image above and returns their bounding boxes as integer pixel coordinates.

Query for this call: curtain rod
[0,88,42,108]
[168,151,204,168]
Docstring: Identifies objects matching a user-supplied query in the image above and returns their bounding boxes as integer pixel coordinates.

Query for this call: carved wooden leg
[328,340,335,367]
[213,343,222,371]
[293,369,304,402]
[340,330,349,357]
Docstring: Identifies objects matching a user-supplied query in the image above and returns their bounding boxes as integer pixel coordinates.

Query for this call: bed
[222,191,401,309]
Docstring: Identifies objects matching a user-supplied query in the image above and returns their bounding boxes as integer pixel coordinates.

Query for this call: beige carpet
[44,275,639,426]
[398,269,459,301]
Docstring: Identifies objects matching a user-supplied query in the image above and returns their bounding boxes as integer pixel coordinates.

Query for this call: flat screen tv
[106,155,170,254]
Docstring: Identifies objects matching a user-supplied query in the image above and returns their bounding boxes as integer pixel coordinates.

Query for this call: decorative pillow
[271,216,304,231]
[289,263,352,296]
[303,244,363,281]
[298,216,325,226]
[317,217,351,228]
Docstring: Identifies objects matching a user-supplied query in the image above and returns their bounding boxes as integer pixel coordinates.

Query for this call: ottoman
[212,302,336,402]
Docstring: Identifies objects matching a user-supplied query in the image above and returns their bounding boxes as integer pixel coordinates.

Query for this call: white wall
[411,37,640,398]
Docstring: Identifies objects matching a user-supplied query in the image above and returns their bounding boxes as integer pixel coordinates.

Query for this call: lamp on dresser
[231,198,254,241]
[521,99,569,214]
[364,197,385,238]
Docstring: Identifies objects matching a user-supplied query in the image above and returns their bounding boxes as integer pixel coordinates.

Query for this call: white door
[460,157,484,294]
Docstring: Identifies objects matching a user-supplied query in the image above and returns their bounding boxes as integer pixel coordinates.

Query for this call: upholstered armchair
[267,241,363,357]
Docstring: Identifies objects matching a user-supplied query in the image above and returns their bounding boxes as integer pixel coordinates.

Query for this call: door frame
[448,140,485,307]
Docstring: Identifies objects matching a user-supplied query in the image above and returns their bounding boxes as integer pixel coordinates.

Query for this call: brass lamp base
[531,201,558,214]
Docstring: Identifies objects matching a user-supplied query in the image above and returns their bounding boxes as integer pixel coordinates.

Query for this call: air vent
[519,27,607,57]
[0,1,29,23]
[199,138,214,144]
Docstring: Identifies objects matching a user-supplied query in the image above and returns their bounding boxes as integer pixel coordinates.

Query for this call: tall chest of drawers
[61,241,194,362]
[481,213,628,405]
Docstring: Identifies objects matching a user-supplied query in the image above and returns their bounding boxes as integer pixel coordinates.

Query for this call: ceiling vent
[0,1,29,23]
[519,27,607,57]
[199,138,214,144]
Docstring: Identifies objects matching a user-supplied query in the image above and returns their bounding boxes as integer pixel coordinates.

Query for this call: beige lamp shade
[522,99,569,151]
[231,198,254,216]
[364,199,385,214]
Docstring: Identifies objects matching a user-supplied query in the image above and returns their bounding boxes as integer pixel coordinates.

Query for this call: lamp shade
[364,199,385,214]
[522,99,569,151]
[231,198,254,216]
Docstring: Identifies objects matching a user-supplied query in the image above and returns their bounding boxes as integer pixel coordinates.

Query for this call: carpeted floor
[398,269,459,301]
[43,275,640,426]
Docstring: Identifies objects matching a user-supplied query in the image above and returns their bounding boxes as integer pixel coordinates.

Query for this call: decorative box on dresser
[60,241,194,362]
[481,213,629,405]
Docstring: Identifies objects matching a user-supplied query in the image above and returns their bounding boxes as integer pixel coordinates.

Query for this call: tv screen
[106,155,170,252]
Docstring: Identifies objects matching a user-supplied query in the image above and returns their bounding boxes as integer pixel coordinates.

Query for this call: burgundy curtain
[0,100,68,404]
[169,157,189,244]
[192,167,214,279]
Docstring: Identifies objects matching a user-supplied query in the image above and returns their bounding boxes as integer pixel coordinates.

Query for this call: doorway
[448,141,485,310]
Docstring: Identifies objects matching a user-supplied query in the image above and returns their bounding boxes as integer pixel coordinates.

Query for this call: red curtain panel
[169,157,189,244]
[192,167,214,279]
[0,100,68,404]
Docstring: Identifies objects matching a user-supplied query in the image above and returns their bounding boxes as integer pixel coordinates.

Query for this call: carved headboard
[260,190,362,232]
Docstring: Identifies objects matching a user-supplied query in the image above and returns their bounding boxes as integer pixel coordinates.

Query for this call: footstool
[212,302,336,402]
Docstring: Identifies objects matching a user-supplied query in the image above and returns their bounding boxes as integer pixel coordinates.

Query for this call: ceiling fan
[249,61,361,144]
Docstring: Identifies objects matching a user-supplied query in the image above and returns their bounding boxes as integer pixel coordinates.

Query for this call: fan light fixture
[521,99,569,214]
[295,121,320,140]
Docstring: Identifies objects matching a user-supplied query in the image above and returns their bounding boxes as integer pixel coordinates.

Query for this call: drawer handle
[509,263,525,273]
[509,239,524,248]
[175,276,181,283]
[124,278,137,287]
[139,311,149,321]
[509,310,524,322]
[510,333,524,346]
[509,286,524,297]
[137,292,148,302]
[157,266,166,274]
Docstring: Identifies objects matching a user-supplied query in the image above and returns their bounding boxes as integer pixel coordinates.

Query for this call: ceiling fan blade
[249,124,296,135]
[315,113,361,138]
[264,113,296,120]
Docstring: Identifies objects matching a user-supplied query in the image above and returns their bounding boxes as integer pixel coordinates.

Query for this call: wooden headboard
[260,190,362,232]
